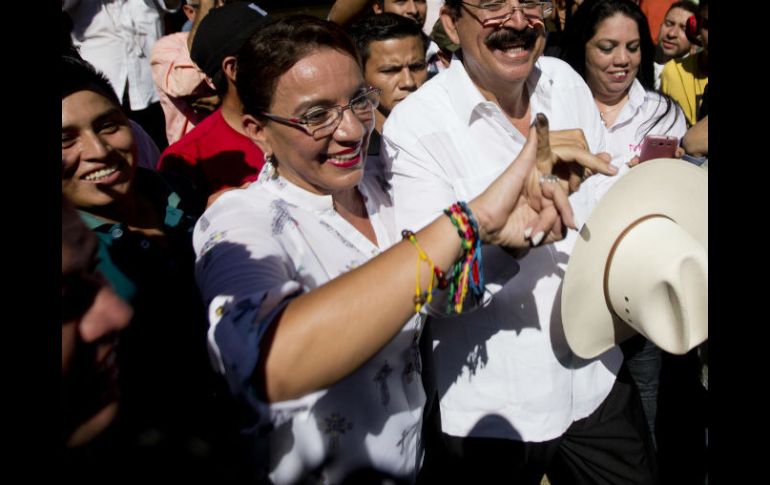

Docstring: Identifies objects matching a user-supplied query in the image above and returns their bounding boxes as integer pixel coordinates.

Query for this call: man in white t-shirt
[382,1,657,483]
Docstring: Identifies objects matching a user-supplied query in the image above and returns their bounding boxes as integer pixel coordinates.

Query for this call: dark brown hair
[236,15,360,117]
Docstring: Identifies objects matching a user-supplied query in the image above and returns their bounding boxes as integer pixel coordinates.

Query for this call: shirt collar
[77,169,187,231]
[627,78,646,110]
[609,78,645,129]
[256,164,335,213]
[445,57,492,125]
[445,56,547,126]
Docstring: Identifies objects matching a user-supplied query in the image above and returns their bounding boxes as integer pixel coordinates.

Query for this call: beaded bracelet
[443,201,484,314]
[402,230,448,313]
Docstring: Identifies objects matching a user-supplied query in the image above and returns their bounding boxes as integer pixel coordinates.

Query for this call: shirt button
[140,240,151,249]
[111,228,123,239]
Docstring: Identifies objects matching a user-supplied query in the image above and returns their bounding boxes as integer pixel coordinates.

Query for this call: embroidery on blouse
[403,330,422,385]
[322,412,354,451]
[396,420,420,456]
[344,261,362,273]
[200,230,227,255]
[199,231,227,270]
[199,215,210,231]
[318,219,359,252]
[270,199,297,236]
[373,361,394,406]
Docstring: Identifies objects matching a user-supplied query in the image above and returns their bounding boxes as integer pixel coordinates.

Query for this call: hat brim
[561,158,708,359]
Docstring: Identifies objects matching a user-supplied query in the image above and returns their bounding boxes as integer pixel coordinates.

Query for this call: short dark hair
[236,15,360,117]
[666,1,698,17]
[61,55,121,107]
[349,13,429,68]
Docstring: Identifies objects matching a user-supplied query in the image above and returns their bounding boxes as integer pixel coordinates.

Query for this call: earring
[265,154,278,179]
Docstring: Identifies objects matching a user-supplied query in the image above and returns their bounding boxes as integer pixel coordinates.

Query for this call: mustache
[484,28,539,51]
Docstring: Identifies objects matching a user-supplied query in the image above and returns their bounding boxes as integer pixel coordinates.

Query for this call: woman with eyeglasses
[560,0,687,451]
[193,14,576,484]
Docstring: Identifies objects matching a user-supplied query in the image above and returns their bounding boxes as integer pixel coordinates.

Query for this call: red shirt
[158,108,265,196]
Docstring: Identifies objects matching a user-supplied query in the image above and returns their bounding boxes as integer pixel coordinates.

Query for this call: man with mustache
[382,1,657,483]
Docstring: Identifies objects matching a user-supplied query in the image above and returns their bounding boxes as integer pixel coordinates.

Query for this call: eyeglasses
[260,86,381,140]
[460,1,554,28]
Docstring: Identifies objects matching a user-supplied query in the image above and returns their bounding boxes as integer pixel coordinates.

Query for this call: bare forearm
[261,117,568,401]
[682,115,708,157]
[262,214,463,402]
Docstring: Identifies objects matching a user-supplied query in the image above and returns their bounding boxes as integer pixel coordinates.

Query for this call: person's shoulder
[384,70,456,133]
[197,183,274,234]
[642,88,668,105]
[151,31,188,53]
[399,69,452,110]
[641,89,686,129]
[661,56,684,75]
[536,56,587,87]
[536,56,579,76]
[161,109,223,157]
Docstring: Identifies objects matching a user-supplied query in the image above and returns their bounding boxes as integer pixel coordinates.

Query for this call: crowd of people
[61,0,708,483]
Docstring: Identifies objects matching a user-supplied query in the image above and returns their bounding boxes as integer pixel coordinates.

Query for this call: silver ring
[539,174,559,186]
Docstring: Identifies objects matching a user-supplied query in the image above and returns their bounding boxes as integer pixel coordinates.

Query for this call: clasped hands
[470,113,616,250]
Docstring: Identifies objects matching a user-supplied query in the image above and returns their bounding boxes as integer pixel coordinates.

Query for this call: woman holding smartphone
[562,0,685,166]
[561,0,687,449]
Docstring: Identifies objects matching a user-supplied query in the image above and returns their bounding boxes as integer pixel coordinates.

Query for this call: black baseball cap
[190,2,269,80]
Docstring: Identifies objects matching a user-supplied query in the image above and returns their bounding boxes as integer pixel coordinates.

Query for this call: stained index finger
[534,113,554,174]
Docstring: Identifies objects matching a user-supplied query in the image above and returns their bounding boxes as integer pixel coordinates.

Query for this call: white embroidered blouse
[193,163,425,484]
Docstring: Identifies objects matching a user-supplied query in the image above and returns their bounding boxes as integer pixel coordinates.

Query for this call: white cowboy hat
[561,158,707,359]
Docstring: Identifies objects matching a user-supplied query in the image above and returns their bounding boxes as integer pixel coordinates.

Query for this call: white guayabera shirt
[64,0,178,111]
[193,163,425,484]
[382,56,624,443]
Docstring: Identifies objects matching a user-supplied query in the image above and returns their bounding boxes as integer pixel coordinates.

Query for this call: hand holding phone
[638,135,679,163]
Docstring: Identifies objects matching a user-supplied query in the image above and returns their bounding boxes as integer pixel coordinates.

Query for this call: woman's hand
[470,114,576,248]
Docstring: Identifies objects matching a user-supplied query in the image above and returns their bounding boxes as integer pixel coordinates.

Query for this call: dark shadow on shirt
[428,244,573,403]
[160,150,261,208]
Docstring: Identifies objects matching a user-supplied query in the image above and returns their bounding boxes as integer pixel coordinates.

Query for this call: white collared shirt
[64,0,178,110]
[605,78,687,164]
[579,79,687,207]
[193,164,425,483]
[381,57,623,442]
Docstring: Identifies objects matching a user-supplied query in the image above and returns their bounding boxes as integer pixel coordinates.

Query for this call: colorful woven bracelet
[443,202,484,314]
[402,230,448,313]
